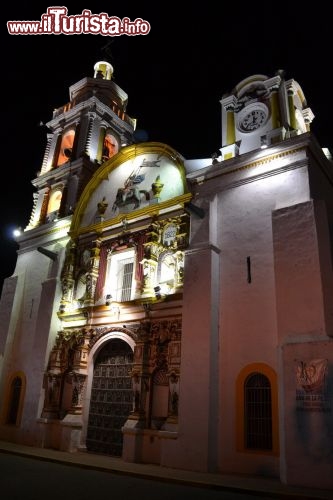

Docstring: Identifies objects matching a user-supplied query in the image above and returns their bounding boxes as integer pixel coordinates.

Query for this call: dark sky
[1,3,332,293]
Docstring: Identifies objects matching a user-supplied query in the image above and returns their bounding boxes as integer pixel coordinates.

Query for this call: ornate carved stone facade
[41,318,182,434]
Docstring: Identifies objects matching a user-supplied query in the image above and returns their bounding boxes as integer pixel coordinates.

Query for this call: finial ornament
[93,61,113,80]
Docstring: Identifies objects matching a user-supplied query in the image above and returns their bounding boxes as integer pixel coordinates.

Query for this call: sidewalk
[0,439,331,499]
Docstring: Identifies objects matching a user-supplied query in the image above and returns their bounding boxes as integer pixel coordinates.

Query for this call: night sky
[1,3,332,293]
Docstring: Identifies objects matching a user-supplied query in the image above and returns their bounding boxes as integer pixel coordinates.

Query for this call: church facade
[0,62,333,490]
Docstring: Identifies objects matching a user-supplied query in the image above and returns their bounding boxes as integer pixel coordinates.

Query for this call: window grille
[120,261,134,301]
[106,251,135,303]
[244,372,272,450]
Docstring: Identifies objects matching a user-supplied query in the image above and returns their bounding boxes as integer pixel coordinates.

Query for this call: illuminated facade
[0,66,333,490]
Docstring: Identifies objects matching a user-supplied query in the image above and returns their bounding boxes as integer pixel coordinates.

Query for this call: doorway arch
[86,336,134,456]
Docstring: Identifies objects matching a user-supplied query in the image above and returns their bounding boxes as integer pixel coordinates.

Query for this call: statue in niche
[151,175,164,198]
[97,196,108,215]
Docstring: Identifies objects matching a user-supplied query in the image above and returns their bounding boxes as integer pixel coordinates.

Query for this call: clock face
[237,102,269,133]
[239,109,267,132]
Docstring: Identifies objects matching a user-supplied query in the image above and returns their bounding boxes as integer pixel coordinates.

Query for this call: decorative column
[59,329,91,453]
[286,81,297,132]
[225,97,237,146]
[165,319,182,429]
[141,222,161,297]
[220,95,238,160]
[126,320,151,428]
[130,372,150,424]
[174,250,184,290]
[41,331,65,418]
[72,328,91,371]
[269,87,280,129]
[84,239,101,306]
[122,319,151,462]
[264,74,282,130]
[263,74,285,145]
[67,372,87,415]
[60,240,77,312]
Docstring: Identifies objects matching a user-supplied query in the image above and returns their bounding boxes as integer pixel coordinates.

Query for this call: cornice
[47,96,134,133]
[31,156,96,188]
[16,217,71,253]
[187,133,327,186]
[263,75,281,92]
[70,192,192,239]
[69,76,128,103]
[220,95,237,110]
[185,242,221,256]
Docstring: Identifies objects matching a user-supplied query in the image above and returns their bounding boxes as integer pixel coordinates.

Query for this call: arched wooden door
[86,338,133,456]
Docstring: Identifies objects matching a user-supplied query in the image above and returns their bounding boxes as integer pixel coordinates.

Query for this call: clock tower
[220,72,314,159]
[26,61,136,229]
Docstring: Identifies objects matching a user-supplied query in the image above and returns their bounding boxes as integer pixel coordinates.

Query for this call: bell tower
[220,72,315,160]
[26,61,136,229]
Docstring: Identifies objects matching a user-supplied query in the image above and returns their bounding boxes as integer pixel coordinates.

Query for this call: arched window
[46,189,62,222]
[3,372,26,426]
[244,372,272,450]
[57,129,75,166]
[236,363,279,455]
[102,132,118,161]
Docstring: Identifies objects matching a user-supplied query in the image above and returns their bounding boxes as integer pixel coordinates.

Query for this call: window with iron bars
[106,250,135,303]
[118,259,134,302]
[244,372,272,450]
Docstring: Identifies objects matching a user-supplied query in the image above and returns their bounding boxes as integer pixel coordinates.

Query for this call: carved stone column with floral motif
[174,250,185,290]
[40,331,66,418]
[125,321,151,428]
[72,328,91,371]
[165,320,182,429]
[84,239,101,306]
[60,241,76,310]
[67,372,87,415]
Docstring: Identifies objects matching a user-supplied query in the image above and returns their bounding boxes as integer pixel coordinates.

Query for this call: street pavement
[0,440,332,499]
